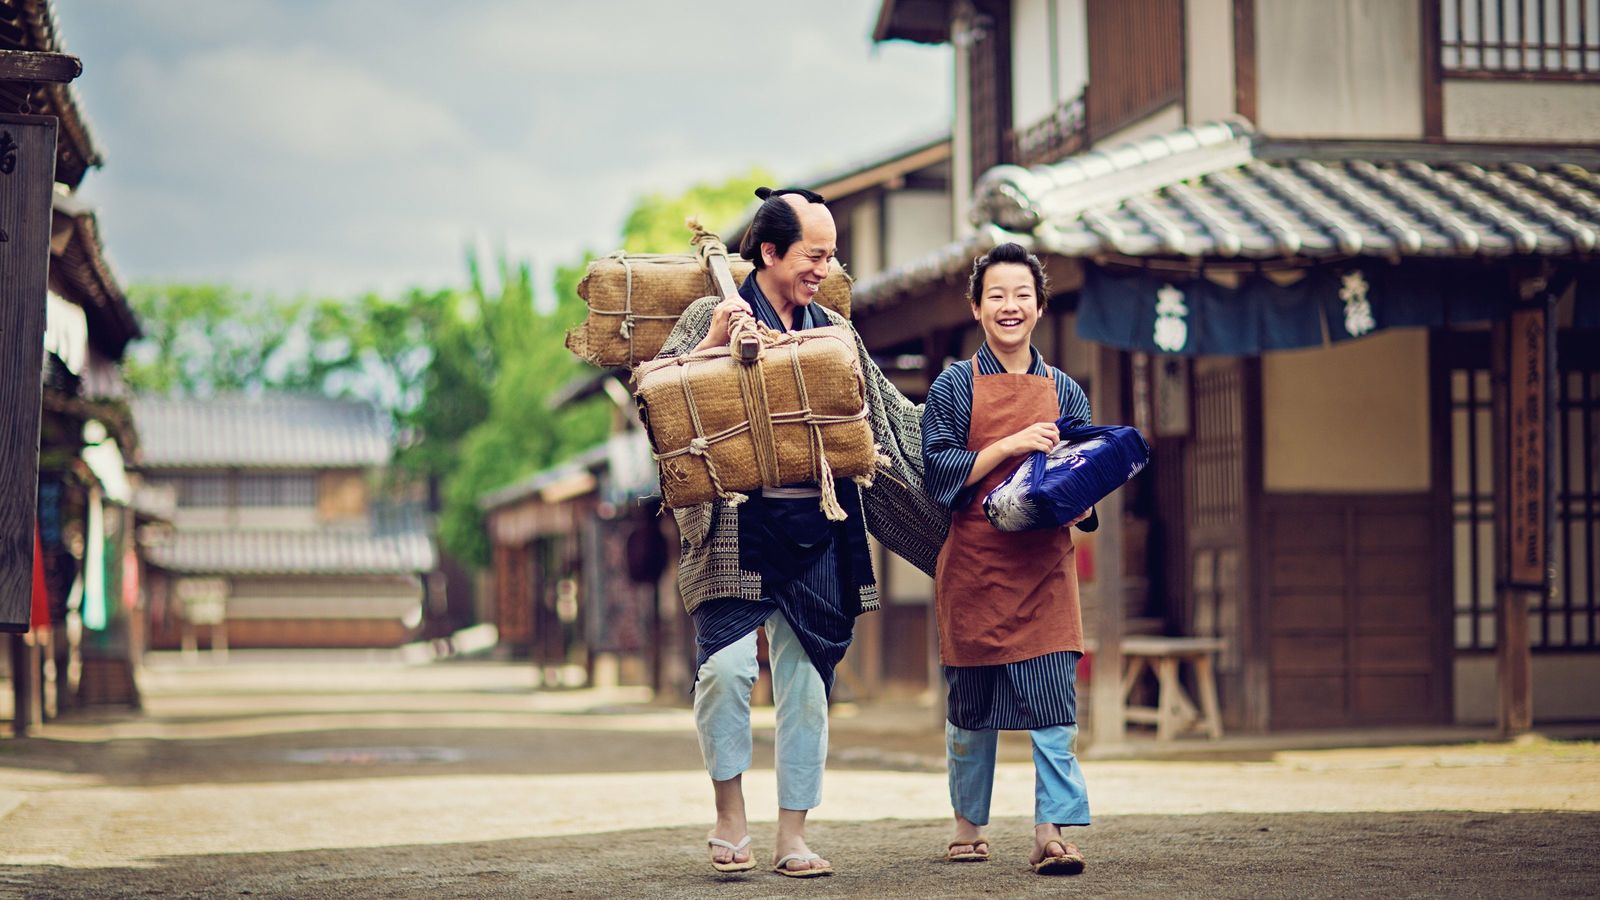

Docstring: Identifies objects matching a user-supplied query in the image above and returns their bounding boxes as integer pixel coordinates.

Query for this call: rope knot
[688,437,710,456]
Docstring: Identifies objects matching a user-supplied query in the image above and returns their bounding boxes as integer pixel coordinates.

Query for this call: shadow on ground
[5,811,1598,899]
[0,724,716,786]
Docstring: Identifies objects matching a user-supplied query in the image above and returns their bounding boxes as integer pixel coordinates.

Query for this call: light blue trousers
[694,611,827,810]
[947,721,1091,827]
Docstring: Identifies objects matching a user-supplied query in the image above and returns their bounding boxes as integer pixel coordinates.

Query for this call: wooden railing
[1439,0,1600,81]
[1007,91,1088,169]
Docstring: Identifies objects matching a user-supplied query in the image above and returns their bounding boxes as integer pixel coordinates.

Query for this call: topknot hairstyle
[739,186,827,269]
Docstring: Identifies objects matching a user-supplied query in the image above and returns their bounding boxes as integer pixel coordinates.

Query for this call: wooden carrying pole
[692,223,762,363]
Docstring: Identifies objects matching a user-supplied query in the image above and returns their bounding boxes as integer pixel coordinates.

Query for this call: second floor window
[237,474,317,508]
[171,473,318,508]
[1440,0,1600,79]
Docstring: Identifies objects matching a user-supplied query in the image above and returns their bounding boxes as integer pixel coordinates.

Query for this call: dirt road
[2,654,1596,898]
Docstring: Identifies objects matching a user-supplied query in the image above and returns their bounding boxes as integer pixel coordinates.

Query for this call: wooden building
[1,0,149,734]
[479,434,684,692]
[134,395,436,650]
[864,0,1600,735]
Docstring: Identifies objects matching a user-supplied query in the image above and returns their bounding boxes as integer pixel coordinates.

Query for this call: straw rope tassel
[786,332,848,522]
[686,216,724,272]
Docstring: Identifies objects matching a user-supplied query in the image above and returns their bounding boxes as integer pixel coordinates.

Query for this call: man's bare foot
[948,814,989,861]
[1030,824,1085,875]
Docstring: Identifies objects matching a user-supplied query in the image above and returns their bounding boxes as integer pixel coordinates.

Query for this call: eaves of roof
[854,119,1600,314]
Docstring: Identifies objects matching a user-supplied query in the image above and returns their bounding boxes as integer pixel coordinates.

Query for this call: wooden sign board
[1507,305,1548,590]
[0,113,56,632]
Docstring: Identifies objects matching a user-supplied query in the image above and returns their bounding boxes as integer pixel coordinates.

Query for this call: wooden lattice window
[236,474,317,508]
[964,1,1012,178]
[1448,348,1599,651]
[1440,0,1600,80]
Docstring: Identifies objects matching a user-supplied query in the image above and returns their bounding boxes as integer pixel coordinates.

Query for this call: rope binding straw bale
[648,318,870,522]
[636,217,875,521]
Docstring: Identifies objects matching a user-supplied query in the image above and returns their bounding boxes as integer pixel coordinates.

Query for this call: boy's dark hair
[739,187,827,269]
[967,241,1051,312]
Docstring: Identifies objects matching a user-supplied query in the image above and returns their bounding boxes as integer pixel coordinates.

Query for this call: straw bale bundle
[632,319,877,519]
[566,254,851,368]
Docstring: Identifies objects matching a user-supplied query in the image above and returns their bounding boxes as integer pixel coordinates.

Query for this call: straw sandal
[1030,839,1085,875]
[707,834,755,873]
[773,852,834,878]
[947,838,991,862]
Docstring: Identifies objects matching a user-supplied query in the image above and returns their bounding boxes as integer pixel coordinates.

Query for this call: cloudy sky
[53,1,951,301]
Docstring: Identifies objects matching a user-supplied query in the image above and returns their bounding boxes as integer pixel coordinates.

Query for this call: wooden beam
[1489,310,1528,737]
[0,114,57,633]
[1232,0,1257,124]
[0,50,81,84]
[1495,273,1565,736]
[1420,0,1445,140]
[1090,344,1128,746]
[855,282,976,350]
[9,634,32,736]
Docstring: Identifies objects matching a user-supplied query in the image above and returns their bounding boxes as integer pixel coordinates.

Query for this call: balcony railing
[1007,92,1089,169]
[1440,0,1600,80]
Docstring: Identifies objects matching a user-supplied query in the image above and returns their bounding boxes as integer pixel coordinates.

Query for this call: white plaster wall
[885,191,954,269]
[1095,103,1185,148]
[233,508,320,531]
[1262,328,1432,493]
[1185,0,1236,123]
[227,575,423,620]
[1012,0,1055,127]
[1444,81,1600,143]
[848,197,883,280]
[173,509,229,530]
[1255,0,1424,139]
[1055,0,1089,104]
[1454,654,1600,723]
[954,21,973,234]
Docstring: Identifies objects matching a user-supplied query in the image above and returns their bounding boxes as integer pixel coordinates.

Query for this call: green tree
[437,255,608,566]
[124,283,302,396]
[620,168,773,253]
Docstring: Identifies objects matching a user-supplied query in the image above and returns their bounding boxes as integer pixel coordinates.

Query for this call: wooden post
[1090,345,1127,746]
[9,634,32,736]
[0,113,58,636]
[1495,277,1561,736]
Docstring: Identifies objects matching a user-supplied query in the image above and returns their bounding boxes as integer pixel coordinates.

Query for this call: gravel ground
[2,656,1597,899]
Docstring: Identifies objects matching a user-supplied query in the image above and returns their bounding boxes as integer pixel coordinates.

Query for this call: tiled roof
[52,193,138,359]
[146,528,434,576]
[854,120,1600,312]
[0,0,104,187]
[133,394,390,469]
[478,442,612,511]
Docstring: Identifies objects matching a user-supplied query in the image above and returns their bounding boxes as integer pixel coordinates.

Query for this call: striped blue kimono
[922,344,1097,730]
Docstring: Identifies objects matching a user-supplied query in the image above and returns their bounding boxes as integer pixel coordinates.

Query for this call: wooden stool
[1119,637,1224,741]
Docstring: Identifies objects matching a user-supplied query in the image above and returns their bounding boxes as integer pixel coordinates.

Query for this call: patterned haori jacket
[654,295,948,615]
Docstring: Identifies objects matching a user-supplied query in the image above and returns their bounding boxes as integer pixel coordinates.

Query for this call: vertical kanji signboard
[1507,305,1548,590]
[0,112,56,632]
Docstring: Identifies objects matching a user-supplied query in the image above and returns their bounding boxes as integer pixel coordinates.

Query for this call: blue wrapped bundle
[983,418,1150,532]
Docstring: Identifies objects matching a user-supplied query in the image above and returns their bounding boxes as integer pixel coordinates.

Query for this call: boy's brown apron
[934,360,1084,667]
